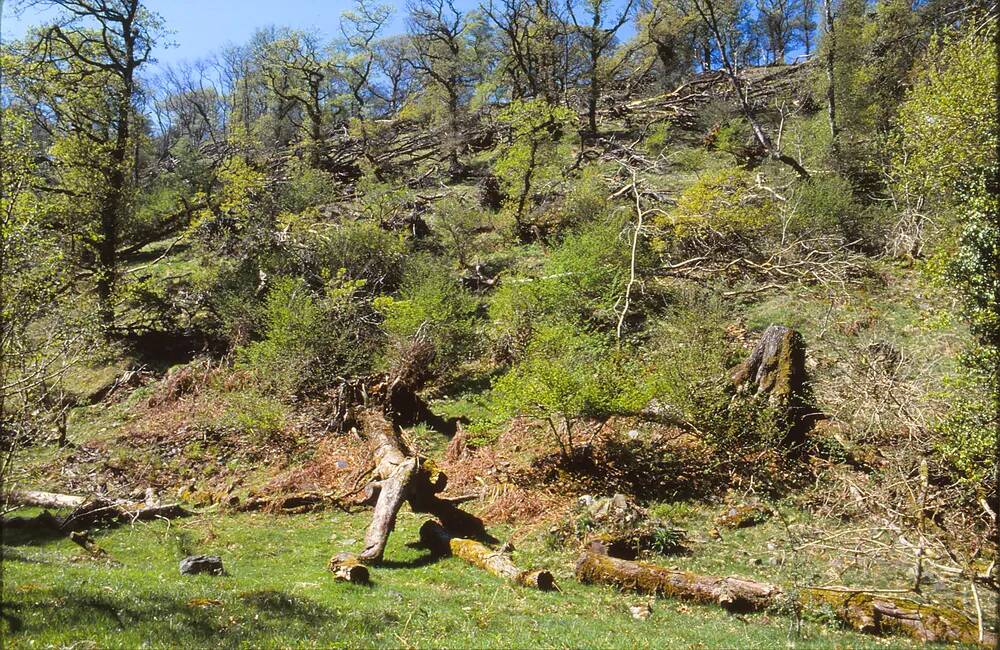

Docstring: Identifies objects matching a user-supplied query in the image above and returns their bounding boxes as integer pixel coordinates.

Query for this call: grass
[2,507,924,649]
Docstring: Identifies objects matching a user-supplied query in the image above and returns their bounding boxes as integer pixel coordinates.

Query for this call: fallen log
[327,552,371,584]
[356,408,490,563]
[576,550,779,612]
[575,551,994,646]
[420,521,555,591]
[8,490,86,509]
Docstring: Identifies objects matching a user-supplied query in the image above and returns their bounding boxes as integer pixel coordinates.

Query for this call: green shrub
[375,258,481,379]
[934,359,998,490]
[431,195,491,266]
[307,221,407,295]
[662,167,777,244]
[643,123,672,156]
[237,274,379,395]
[490,322,615,458]
[790,173,860,238]
[218,390,289,444]
[278,157,335,214]
[712,118,754,162]
[489,215,651,358]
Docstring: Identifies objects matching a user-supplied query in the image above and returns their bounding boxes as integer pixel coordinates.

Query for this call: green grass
[2,508,922,649]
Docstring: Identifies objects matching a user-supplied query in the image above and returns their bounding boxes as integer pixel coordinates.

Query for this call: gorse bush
[489,215,652,360]
[660,167,777,249]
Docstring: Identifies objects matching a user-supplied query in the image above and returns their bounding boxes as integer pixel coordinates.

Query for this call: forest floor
[3,505,928,649]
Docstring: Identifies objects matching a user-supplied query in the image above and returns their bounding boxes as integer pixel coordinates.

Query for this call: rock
[629,603,652,620]
[180,555,224,576]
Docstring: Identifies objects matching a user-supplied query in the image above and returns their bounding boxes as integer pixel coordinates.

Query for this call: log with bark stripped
[575,551,994,646]
[420,520,556,591]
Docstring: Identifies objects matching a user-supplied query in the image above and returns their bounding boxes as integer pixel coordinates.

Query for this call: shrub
[790,173,860,239]
[663,167,777,245]
[643,123,672,157]
[489,215,652,359]
[431,195,491,267]
[375,258,481,379]
[490,322,615,459]
[237,274,379,395]
[306,221,407,295]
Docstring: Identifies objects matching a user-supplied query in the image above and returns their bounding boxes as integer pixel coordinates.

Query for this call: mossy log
[575,551,994,646]
[327,552,371,584]
[798,588,995,647]
[420,521,555,591]
[576,550,780,612]
[357,409,489,563]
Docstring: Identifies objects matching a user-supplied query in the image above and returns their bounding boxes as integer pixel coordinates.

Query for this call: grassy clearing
[1,507,921,649]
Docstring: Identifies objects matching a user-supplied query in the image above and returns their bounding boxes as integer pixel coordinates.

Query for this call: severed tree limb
[576,551,995,646]
[421,521,555,591]
[327,552,371,584]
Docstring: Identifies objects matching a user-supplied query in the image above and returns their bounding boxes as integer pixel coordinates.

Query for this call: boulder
[180,555,224,576]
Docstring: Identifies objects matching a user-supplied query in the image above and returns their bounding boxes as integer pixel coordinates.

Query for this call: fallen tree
[355,406,489,562]
[576,551,994,646]
[5,490,189,532]
[420,520,556,591]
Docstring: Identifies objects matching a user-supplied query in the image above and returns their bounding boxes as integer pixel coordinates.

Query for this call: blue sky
[1,0,409,69]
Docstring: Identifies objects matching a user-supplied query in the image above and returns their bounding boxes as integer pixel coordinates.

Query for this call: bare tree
[567,0,637,135]
[691,0,811,178]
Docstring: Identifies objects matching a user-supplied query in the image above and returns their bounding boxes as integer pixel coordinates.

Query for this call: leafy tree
[6,0,162,334]
[493,99,575,239]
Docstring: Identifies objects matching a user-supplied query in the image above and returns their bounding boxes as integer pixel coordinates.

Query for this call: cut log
[576,550,779,612]
[327,552,371,584]
[8,490,86,509]
[575,551,994,646]
[420,521,555,591]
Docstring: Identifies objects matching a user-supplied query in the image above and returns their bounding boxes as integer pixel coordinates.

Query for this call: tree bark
[575,551,994,646]
[355,408,490,564]
[421,521,555,590]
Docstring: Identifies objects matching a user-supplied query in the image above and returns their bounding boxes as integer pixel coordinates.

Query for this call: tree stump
[731,324,819,446]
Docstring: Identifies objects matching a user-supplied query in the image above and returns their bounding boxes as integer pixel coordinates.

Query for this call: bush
[375,258,481,379]
[237,274,379,395]
[490,322,616,459]
[306,221,407,295]
[431,195,491,267]
[934,356,998,491]
[489,215,653,359]
[790,173,860,239]
[643,123,672,157]
[662,167,777,246]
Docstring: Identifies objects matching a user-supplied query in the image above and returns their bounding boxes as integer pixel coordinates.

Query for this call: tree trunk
[822,0,839,149]
[421,521,555,590]
[575,551,994,646]
[355,407,490,564]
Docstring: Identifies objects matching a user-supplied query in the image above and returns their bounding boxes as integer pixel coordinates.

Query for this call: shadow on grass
[2,585,337,642]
